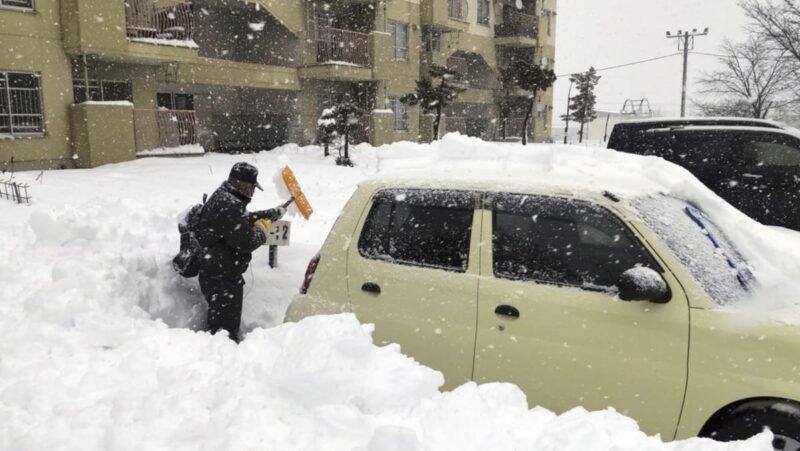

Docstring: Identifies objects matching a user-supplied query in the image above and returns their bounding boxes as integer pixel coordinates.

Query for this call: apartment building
[0,0,556,170]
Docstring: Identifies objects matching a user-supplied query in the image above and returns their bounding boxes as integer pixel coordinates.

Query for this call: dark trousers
[199,273,244,342]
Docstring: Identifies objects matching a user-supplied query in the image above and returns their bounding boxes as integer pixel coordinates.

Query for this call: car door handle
[362,282,381,295]
[495,304,520,319]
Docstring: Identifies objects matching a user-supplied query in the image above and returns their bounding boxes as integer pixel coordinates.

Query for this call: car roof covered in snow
[359,175,620,206]
[359,134,713,205]
[617,116,787,128]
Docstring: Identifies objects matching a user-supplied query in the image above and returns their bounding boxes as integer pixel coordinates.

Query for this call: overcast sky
[553,0,749,120]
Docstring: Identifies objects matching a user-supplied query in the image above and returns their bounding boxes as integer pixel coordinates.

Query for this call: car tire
[704,405,800,450]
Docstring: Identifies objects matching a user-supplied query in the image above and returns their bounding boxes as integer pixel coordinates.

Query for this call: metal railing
[0,179,31,205]
[125,0,193,40]
[446,56,468,81]
[314,26,372,67]
[444,116,468,135]
[1,73,44,135]
[448,0,469,21]
[157,109,197,147]
[495,8,538,39]
[350,115,371,145]
[496,118,531,139]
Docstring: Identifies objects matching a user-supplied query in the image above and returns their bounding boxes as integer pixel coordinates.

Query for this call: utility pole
[666,28,709,117]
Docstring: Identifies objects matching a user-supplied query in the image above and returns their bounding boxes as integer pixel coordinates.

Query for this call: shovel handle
[281,197,295,209]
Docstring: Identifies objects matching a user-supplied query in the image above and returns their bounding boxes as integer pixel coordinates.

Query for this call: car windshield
[632,195,754,305]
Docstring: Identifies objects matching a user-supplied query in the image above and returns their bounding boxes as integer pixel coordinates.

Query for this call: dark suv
[608,118,800,230]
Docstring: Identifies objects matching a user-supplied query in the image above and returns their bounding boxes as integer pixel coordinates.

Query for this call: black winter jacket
[196,182,281,277]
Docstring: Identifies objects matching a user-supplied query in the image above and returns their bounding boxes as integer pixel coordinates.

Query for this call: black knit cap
[228,162,263,191]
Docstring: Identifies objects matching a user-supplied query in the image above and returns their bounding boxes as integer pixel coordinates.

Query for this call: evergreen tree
[319,102,364,166]
[563,67,601,143]
[401,64,466,140]
[510,61,557,145]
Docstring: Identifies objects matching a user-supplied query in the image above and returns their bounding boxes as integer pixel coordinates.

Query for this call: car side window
[491,194,660,290]
[358,189,475,272]
[665,132,736,167]
[740,135,800,168]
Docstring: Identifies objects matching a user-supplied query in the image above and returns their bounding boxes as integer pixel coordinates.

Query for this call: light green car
[286,178,800,448]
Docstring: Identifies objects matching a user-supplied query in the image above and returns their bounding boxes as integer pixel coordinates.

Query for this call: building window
[547,11,552,36]
[0,0,33,9]
[477,0,491,26]
[388,20,409,61]
[387,97,408,132]
[157,92,194,110]
[0,71,44,135]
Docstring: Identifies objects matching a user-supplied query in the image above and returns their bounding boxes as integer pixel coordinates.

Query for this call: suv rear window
[358,189,475,272]
[490,194,660,290]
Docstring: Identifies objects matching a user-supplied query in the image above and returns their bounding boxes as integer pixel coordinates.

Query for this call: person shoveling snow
[177,162,292,342]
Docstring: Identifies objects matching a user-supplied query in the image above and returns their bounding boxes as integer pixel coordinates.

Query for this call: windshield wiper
[684,205,755,290]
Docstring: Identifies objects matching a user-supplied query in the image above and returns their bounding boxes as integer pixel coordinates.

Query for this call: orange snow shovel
[281,166,314,220]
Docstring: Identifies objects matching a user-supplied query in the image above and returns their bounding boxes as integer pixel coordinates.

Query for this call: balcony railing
[124,0,193,40]
[448,0,468,21]
[446,56,468,82]
[151,109,198,147]
[444,116,468,135]
[496,118,532,139]
[314,26,372,67]
[495,8,538,39]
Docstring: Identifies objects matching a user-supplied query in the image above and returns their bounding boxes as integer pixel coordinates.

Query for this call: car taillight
[300,253,321,294]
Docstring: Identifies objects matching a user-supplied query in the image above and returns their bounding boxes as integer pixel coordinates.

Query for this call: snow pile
[0,313,770,450]
[0,134,792,449]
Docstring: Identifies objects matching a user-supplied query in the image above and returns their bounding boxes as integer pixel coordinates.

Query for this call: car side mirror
[618,267,670,303]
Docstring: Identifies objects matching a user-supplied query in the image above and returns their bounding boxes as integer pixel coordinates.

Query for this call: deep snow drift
[0,134,792,450]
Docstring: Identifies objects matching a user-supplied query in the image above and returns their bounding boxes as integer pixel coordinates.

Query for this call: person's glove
[275,206,287,219]
[253,219,271,244]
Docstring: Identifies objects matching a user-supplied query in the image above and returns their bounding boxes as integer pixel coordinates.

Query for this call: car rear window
[358,189,475,272]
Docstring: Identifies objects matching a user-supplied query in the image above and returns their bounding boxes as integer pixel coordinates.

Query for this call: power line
[556,53,681,78]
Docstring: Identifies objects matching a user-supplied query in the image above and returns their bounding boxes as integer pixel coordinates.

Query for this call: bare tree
[741,0,800,63]
[696,36,797,118]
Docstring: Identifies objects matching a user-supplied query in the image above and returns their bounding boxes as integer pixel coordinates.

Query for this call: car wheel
[705,407,800,450]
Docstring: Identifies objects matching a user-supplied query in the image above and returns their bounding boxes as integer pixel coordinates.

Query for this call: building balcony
[446,56,468,83]
[124,0,193,41]
[314,26,372,67]
[495,9,538,46]
[300,26,374,81]
[134,108,198,152]
[60,0,198,62]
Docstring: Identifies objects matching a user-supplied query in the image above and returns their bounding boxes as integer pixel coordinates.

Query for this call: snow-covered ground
[0,135,792,450]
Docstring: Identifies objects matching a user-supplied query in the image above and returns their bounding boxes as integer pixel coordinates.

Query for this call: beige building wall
[0,0,75,170]
[1,0,556,170]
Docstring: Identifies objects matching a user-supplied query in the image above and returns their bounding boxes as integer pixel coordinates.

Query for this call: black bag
[172,196,206,278]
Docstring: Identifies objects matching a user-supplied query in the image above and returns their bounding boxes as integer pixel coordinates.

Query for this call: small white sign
[267,220,291,246]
